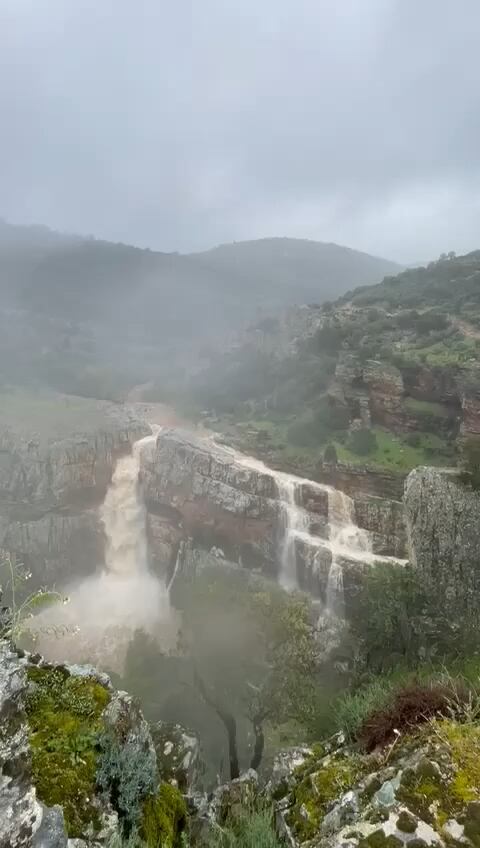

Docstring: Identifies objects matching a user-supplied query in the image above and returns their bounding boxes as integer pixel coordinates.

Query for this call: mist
[1,4,480,842]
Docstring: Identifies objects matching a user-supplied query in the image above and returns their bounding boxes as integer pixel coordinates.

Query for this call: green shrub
[348,428,378,456]
[405,433,421,448]
[96,731,157,836]
[314,397,350,431]
[460,437,480,490]
[140,784,186,848]
[209,805,281,848]
[313,324,344,353]
[323,443,338,464]
[335,677,396,741]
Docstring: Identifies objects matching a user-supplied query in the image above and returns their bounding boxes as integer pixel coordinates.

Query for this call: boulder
[404,466,480,617]
[270,720,480,848]
[151,721,204,792]
[0,639,183,847]
[0,641,42,848]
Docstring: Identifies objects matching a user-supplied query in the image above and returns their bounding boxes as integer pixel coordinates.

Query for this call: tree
[177,568,319,779]
[348,428,378,456]
[324,443,338,464]
[460,437,480,490]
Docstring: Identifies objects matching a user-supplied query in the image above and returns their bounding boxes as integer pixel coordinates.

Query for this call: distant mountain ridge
[0,218,401,398]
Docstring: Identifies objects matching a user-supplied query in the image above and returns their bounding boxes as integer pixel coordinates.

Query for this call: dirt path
[449,315,480,340]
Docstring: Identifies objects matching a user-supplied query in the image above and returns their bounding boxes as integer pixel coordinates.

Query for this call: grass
[334,655,480,743]
[213,414,456,476]
[396,335,479,367]
[209,806,282,848]
[0,386,115,441]
[334,428,454,472]
[404,397,450,418]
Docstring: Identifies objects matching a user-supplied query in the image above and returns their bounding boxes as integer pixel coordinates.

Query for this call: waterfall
[27,427,177,669]
[217,439,373,613]
[276,477,310,589]
[323,487,371,617]
[101,430,158,578]
[167,542,183,597]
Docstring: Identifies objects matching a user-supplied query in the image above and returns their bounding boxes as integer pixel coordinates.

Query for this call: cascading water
[323,487,371,618]
[276,477,310,590]
[218,439,374,613]
[27,427,177,669]
[101,431,157,578]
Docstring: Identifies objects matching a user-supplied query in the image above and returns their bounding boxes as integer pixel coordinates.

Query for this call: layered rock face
[142,429,407,611]
[332,351,469,438]
[0,407,148,587]
[404,466,480,616]
[0,640,190,848]
[142,429,281,579]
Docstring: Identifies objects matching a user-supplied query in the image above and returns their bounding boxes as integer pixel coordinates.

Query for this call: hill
[190,251,480,480]
[0,219,400,401]
[189,237,401,308]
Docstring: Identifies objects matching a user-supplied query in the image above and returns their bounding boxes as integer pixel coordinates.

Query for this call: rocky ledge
[404,466,480,619]
[0,402,148,587]
[141,429,408,607]
[271,719,480,848]
[0,639,192,848]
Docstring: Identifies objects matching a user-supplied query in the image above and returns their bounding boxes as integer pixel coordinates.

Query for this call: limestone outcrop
[0,406,148,586]
[404,466,480,617]
[0,640,187,848]
[142,429,407,609]
[271,720,480,848]
[142,429,284,578]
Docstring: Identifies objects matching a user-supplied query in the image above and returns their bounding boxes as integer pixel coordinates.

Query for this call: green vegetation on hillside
[189,253,480,475]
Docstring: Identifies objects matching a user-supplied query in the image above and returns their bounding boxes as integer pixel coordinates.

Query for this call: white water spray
[101,431,158,578]
[28,427,177,669]
[214,436,406,620]
[276,477,310,589]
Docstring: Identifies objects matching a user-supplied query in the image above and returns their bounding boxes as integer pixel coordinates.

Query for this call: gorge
[2,241,480,848]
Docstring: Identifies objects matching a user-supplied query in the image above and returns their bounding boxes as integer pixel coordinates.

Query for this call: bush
[313,324,344,353]
[140,784,186,848]
[348,428,378,456]
[460,437,480,490]
[348,563,433,672]
[335,678,396,742]
[313,396,350,434]
[26,667,110,837]
[405,433,421,448]
[287,399,349,448]
[323,443,338,464]
[358,682,455,751]
[209,805,281,848]
[96,731,157,836]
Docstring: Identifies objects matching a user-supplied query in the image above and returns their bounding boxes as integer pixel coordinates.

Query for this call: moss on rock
[25,665,110,837]
[140,783,187,848]
[286,751,365,841]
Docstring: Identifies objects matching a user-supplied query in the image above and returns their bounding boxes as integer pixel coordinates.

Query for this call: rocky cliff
[270,720,480,848]
[404,466,480,619]
[0,639,192,848]
[141,428,407,612]
[0,398,148,587]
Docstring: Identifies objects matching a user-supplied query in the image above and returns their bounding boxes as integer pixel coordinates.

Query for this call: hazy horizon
[2,0,480,263]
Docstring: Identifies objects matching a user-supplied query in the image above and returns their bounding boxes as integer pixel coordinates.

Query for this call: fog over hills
[0,218,400,397]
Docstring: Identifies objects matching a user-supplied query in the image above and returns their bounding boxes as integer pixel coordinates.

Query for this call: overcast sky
[1,0,479,262]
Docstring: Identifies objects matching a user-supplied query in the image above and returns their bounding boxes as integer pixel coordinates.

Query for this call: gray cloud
[1,0,479,261]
